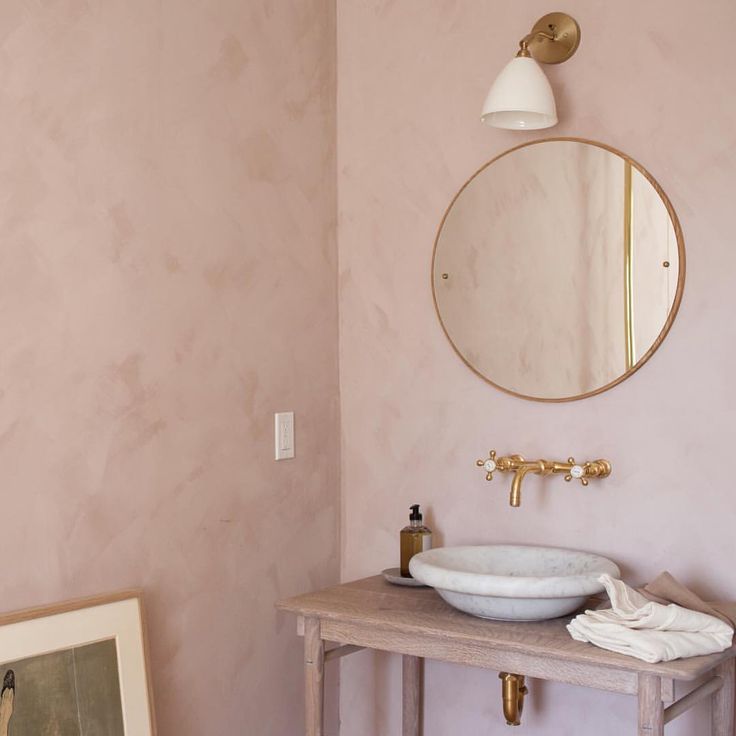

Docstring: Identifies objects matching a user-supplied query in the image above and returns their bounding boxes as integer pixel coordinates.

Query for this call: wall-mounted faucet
[476,450,612,507]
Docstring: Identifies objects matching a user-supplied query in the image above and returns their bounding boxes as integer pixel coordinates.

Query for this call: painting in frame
[0,590,155,736]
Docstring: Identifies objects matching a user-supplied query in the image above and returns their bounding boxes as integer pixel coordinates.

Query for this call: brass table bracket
[500,672,528,726]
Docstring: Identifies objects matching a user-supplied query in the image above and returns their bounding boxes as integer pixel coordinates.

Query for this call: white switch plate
[274,412,295,460]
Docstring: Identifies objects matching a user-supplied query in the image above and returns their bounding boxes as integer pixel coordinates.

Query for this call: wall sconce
[481,12,580,130]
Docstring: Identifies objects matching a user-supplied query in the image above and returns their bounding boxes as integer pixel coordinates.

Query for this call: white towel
[567,574,734,663]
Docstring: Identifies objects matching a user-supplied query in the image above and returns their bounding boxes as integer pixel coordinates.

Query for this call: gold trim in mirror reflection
[431,137,686,403]
[623,161,635,372]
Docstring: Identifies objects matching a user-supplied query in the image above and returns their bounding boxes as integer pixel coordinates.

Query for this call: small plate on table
[382,567,428,587]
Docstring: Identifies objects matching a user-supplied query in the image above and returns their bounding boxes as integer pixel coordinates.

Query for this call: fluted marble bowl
[409,544,620,621]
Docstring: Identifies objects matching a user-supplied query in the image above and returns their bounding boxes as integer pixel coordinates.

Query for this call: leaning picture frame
[0,590,156,736]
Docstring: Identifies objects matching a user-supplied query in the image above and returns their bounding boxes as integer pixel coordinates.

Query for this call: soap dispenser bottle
[400,504,432,577]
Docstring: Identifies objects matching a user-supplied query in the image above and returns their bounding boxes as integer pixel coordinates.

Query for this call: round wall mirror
[432,138,685,401]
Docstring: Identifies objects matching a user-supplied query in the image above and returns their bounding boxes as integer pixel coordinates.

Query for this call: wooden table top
[278,575,736,682]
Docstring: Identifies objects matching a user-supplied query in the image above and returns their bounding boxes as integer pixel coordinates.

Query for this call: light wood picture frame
[0,590,156,736]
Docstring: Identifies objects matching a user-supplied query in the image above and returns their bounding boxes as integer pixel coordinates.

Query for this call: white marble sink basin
[409,544,620,621]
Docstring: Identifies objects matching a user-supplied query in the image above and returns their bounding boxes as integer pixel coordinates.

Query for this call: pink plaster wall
[337,1,736,734]
[0,1,339,734]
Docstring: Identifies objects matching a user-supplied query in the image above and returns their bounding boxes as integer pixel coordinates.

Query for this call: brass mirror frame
[431,137,686,402]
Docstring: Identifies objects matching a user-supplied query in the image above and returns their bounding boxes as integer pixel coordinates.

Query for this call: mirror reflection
[433,139,684,401]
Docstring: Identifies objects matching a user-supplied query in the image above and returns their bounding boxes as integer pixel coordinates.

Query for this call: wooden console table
[277,576,736,735]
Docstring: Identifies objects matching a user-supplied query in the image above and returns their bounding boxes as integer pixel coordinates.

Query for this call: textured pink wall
[337,1,736,734]
[0,1,338,734]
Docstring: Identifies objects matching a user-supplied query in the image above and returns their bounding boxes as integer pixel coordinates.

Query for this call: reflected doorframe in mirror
[431,137,686,402]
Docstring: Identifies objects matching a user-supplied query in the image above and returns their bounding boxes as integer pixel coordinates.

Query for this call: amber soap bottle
[400,504,432,577]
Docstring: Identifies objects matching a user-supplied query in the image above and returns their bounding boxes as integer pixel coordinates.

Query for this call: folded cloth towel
[567,574,734,663]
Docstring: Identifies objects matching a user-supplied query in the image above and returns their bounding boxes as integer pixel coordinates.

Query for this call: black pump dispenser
[409,504,422,522]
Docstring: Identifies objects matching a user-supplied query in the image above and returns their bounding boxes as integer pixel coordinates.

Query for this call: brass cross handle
[564,457,588,486]
[564,457,612,486]
[476,450,498,480]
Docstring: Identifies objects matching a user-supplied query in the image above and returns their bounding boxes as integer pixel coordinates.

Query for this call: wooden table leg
[402,654,423,736]
[713,659,735,736]
[304,617,324,736]
[638,674,664,736]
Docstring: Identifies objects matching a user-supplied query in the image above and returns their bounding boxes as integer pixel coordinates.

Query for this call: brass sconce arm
[476,451,611,507]
[517,30,555,56]
[521,30,555,44]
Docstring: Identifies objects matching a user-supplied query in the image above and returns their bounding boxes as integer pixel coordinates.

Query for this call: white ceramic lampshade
[481,56,557,130]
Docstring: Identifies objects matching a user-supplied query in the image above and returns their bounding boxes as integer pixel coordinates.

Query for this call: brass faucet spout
[510,461,546,507]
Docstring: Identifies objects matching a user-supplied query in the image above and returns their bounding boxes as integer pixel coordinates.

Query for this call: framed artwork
[0,591,156,736]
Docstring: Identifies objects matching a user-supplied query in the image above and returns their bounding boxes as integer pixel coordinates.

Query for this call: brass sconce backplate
[527,12,581,64]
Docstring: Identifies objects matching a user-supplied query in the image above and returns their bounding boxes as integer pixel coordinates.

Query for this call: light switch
[274,412,295,460]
